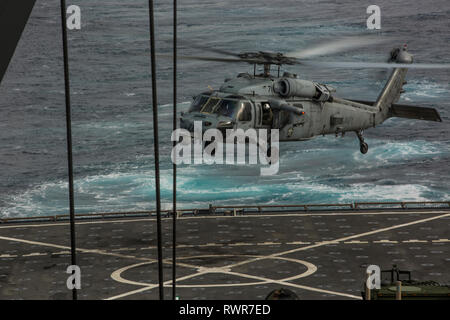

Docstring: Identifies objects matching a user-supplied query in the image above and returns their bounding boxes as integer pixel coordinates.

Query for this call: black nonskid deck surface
[0,209,449,300]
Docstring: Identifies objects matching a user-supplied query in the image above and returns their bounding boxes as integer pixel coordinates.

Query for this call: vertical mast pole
[59,0,77,301]
[148,0,164,300]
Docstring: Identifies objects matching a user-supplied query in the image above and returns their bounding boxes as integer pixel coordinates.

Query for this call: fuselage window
[261,102,273,126]
[237,102,252,122]
[257,104,262,125]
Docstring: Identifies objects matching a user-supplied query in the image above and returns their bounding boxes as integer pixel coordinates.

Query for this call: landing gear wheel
[360,142,368,154]
[355,130,368,154]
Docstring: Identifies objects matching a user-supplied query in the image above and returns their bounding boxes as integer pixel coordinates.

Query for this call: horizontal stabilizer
[390,104,442,122]
[348,99,442,122]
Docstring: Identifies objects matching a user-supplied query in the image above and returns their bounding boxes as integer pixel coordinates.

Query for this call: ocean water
[0,0,449,217]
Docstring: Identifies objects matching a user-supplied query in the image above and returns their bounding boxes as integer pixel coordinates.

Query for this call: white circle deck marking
[111,254,317,289]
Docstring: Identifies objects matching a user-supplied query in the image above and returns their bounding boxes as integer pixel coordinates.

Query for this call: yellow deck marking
[53,251,71,255]
[373,240,398,244]
[287,241,311,245]
[432,239,450,243]
[229,242,252,246]
[112,248,136,252]
[257,242,281,246]
[22,252,46,257]
[343,240,369,244]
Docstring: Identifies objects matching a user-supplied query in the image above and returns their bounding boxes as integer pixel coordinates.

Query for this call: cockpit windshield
[189,95,209,112]
[188,95,244,118]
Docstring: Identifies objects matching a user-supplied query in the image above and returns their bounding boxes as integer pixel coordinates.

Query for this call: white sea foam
[402,80,450,100]
[1,119,448,218]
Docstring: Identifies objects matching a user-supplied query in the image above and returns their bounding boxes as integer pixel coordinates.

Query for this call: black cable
[172,0,177,300]
[59,0,77,301]
[147,0,164,300]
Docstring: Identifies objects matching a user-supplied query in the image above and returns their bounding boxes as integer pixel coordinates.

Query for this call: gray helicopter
[174,37,446,154]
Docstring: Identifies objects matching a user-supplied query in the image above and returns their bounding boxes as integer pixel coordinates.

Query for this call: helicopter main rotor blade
[287,36,390,59]
[302,60,450,69]
[158,54,265,64]
[178,39,241,57]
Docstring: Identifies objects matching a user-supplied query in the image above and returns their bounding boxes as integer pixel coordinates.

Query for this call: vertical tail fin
[374,67,408,112]
[374,46,413,114]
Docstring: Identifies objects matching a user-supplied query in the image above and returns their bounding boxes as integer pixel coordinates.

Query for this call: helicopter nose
[180,118,212,132]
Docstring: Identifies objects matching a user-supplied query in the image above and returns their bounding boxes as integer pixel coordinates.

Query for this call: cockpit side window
[214,99,239,118]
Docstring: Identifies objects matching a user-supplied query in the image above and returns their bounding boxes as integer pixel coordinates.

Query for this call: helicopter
[170,37,447,154]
